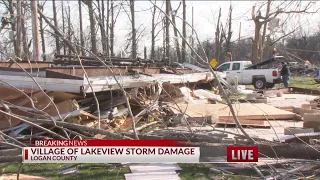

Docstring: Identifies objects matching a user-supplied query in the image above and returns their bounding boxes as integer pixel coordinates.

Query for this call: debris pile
[0,57,228,162]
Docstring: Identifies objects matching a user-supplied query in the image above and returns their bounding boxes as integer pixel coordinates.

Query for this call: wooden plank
[44,100,79,117]
[169,103,296,121]
[0,85,35,101]
[47,91,82,103]
[13,91,53,109]
[213,118,270,128]
[117,117,143,130]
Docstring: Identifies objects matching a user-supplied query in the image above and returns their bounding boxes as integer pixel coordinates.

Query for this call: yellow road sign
[210,58,218,68]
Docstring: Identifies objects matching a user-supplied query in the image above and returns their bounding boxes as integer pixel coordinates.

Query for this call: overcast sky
[1,1,319,57]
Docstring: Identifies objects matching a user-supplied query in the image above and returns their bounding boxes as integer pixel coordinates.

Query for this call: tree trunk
[260,0,271,60]
[106,0,110,57]
[9,0,17,56]
[215,8,221,62]
[78,0,85,55]
[191,6,194,63]
[169,1,181,63]
[110,0,114,56]
[52,0,60,54]
[21,7,29,60]
[38,3,46,61]
[87,0,97,54]
[226,5,232,55]
[162,17,166,59]
[165,0,170,61]
[62,2,66,55]
[16,0,22,58]
[144,46,147,59]
[130,0,136,59]
[98,0,107,54]
[150,0,156,59]
[182,0,186,63]
[252,22,262,64]
[30,0,41,61]
[67,4,72,56]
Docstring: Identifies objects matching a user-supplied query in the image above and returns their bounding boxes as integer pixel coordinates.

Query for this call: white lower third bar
[22,146,200,163]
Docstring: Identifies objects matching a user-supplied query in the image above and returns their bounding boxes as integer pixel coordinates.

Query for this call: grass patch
[1,163,130,180]
[0,163,264,180]
[289,77,319,89]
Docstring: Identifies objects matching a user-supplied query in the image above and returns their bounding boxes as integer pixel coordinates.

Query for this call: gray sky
[1,1,319,58]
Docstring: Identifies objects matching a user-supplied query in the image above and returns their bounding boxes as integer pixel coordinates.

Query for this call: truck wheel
[253,78,267,89]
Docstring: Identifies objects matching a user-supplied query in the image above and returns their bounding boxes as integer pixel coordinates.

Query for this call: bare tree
[222,4,233,62]
[150,0,157,59]
[21,4,29,60]
[169,1,181,63]
[61,2,66,54]
[83,0,97,54]
[260,0,271,60]
[16,0,22,58]
[165,0,170,61]
[38,2,46,61]
[106,0,110,56]
[52,0,60,54]
[226,5,232,57]
[130,0,136,58]
[110,0,114,56]
[30,0,41,61]
[190,6,194,62]
[67,3,72,56]
[251,1,317,64]
[78,0,85,55]
[181,0,186,63]
[215,8,222,62]
[150,0,164,60]
[97,0,107,54]
[9,0,17,55]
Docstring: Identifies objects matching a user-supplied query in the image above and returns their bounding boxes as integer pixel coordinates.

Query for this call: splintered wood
[169,103,297,127]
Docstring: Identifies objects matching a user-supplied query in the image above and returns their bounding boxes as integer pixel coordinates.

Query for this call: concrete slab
[267,94,317,108]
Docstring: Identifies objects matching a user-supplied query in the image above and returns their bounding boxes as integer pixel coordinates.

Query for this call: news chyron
[22,140,259,163]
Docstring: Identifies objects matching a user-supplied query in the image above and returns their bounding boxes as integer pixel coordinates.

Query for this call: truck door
[228,62,242,84]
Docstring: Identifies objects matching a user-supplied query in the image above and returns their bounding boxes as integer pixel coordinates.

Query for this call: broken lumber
[168,103,296,127]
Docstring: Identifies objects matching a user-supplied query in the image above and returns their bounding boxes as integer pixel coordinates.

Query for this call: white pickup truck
[216,60,282,89]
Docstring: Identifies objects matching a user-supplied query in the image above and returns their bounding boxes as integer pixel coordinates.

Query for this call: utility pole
[30,1,41,61]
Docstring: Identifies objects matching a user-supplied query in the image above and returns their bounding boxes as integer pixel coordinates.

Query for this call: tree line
[0,0,318,66]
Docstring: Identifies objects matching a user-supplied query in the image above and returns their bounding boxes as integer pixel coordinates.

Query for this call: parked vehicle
[216,57,283,89]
